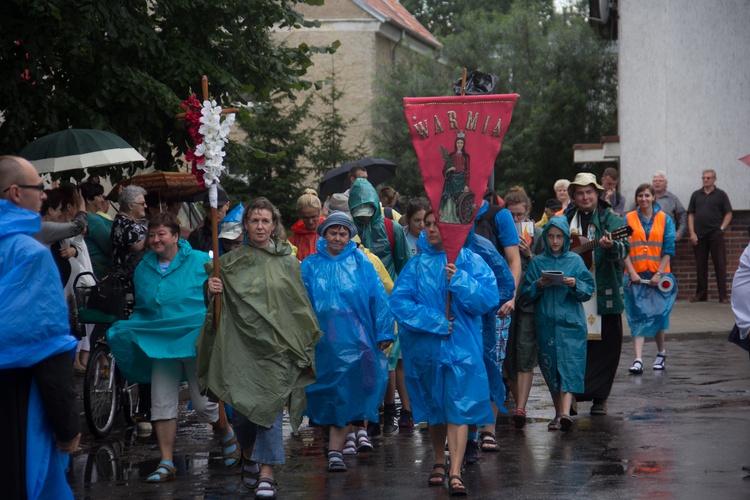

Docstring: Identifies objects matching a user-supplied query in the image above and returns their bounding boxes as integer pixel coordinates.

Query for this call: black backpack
[473,204,506,254]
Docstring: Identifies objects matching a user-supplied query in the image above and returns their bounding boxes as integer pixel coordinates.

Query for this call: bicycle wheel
[83,343,119,438]
[120,376,140,426]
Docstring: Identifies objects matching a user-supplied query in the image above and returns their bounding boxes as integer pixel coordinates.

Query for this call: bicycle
[73,272,139,438]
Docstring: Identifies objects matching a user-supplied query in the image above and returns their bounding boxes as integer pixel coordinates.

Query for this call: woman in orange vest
[623,183,677,374]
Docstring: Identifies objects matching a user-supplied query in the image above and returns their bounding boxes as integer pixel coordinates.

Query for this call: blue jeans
[233,410,285,465]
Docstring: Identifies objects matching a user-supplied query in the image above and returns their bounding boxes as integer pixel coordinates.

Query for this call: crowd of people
[1,152,737,498]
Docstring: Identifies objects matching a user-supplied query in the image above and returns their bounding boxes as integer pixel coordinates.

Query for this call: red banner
[403,94,518,263]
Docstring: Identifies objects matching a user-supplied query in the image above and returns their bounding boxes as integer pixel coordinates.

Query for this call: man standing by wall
[565,172,629,416]
[600,167,626,216]
[688,169,733,303]
[0,156,81,499]
[652,170,688,242]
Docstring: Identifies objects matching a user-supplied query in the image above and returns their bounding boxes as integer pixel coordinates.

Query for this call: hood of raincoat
[542,215,571,256]
[291,217,324,236]
[349,179,385,246]
[0,199,41,238]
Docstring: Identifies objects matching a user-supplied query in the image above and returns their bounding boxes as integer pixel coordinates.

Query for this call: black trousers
[575,314,623,402]
[694,229,728,300]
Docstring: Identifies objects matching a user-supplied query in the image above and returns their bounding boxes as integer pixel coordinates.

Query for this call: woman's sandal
[241,457,260,489]
[560,414,573,432]
[548,417,561,431]
[629,359,644,374]
[479,431,500,452]
[427,463,447,486]
[654,353,667,370]
[448,475,468,496]
[327,451,348,472]
[220,428,241,468]
[255,475,278,499]
[146,459,176,483]
[511,408,527,429]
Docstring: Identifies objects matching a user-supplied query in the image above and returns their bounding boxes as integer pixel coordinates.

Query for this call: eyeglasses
[509,211,528,220]
[2,183,45,193]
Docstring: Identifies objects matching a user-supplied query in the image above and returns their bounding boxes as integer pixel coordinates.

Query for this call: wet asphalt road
[66,332,750,499]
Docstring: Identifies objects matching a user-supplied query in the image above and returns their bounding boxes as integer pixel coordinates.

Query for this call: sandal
[448,475,468,496]
[511,408,527,429]
[653,353,667,370]
[343,432,357,455]
[146,459,176,483]
[629,359,644,374]
[479,431,500,452]
[255,475,277,499]
[241,456,260,489]
[327,451,348,472]
[220,427,241,468]
[548,417,561,431]
[560,414,573,431]
[428,463,447,486]
[356,429,373,452]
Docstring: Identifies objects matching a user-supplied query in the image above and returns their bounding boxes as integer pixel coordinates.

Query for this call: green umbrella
[20,128,146,174]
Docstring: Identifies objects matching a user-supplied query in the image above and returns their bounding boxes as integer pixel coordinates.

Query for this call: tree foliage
[223,94,313,225]
[372,0,618,215]
[400,0,513,38]
[305,70,369,178]
[0,0,336,175]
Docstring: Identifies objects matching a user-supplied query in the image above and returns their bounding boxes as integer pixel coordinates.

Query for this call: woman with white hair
[554,179,571,213]
[111,184,148,282]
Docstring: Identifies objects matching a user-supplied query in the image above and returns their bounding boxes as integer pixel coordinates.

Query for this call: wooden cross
[175,75,239,119]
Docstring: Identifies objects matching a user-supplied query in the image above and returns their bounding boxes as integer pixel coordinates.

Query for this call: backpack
[473,204,505,254]
[383,217,396,255]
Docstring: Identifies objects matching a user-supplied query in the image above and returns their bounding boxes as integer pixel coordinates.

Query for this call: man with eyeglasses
[0,156,81,499]
[688,169,733,303]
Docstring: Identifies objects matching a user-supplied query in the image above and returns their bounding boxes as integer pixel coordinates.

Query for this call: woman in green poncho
[197,197,322,499]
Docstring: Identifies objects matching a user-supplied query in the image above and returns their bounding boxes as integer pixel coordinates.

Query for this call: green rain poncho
[196,239,322,428]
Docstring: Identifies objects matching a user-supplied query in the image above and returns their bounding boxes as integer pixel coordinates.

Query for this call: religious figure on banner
[439,131,476,224]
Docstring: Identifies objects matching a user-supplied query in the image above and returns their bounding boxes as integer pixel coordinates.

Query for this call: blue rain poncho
[522,216,594,394]
[301,238,394,426]
[389,233,499,426]
[107,239,211,383]
[464,231,515,407]
[0,200,78,500]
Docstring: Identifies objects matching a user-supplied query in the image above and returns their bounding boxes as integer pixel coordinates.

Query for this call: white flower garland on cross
[194,99,235,193]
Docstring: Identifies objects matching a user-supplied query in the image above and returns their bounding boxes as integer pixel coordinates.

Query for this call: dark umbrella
[20,129,146,174]
[319,158,397,196]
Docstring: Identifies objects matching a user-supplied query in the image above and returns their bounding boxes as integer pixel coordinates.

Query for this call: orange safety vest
[626,210,670,274]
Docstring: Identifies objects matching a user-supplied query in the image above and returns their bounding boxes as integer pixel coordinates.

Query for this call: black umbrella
[319,158,397,196]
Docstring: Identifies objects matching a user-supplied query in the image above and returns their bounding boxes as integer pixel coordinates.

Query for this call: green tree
[306,69,369,178]
[0,0,335,175]
[371,55,454,201]
[400,0,513,37]
[223,94,313,225]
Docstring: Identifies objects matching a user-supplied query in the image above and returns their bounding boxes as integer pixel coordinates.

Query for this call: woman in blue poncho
[522,216,594,432]
[301,211,394,473]
[389,209,498,496]
[107,213,235,483]
[622,183,677,374]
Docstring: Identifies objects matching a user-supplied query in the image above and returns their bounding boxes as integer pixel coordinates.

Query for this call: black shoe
[382,414,399,436]
[590,399,608,416]
[463,439,479,465]
[367,420,381,438]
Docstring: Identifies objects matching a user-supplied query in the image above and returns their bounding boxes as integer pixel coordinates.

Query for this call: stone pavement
[67,301,750,499]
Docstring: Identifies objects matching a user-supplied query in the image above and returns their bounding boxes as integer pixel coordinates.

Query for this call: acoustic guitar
[570,225,633,268]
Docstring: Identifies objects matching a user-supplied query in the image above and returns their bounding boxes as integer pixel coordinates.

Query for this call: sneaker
[590,400,608,416]
[398,409,414,428]
[464,439,479,465]
[382,413,399,436]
